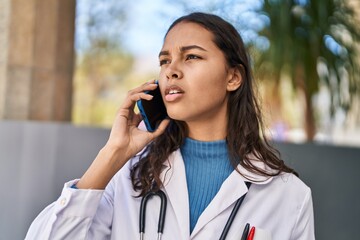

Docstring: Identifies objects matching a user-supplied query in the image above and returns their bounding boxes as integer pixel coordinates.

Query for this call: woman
[26,12,314,239]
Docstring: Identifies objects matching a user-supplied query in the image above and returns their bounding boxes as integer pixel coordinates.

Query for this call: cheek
[202,72,229,94]
[158,70,165,81]
[158,77,167,92]
[204,60,229,81]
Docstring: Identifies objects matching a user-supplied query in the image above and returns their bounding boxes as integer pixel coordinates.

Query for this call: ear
[226,65,242,92]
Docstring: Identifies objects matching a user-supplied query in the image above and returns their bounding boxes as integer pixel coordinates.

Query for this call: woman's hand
[106,80,170,161]
[76,80,170,189]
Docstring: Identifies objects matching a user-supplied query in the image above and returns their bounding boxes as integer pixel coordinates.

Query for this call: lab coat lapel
[160,150,190,239]
[191,170,248,237]
[191,161,274,237]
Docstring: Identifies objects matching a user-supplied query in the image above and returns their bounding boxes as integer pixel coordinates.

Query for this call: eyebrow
[158,45,207,57]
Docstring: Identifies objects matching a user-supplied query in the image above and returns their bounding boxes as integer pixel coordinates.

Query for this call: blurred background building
[0,0,75,121]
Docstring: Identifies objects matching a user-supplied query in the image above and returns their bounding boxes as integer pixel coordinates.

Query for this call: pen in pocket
[241,223,250,240]
[247,226,255,240]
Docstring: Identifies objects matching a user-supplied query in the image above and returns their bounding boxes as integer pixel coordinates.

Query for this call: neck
[186,118,227,141]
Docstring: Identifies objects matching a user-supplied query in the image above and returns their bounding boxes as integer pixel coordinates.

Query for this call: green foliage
[255,0,360,139]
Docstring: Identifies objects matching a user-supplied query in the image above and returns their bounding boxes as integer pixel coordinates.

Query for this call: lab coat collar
[191,159,274,237]
[160,149,274,238]
[235,153,275,185]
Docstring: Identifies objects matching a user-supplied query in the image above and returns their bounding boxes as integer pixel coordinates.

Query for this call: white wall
[0,121,109,240]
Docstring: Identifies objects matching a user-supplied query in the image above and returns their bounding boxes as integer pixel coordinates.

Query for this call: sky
[122,0,182,56]
[121,0,184,72]
[75,0,188,72]
[121,0,268,56]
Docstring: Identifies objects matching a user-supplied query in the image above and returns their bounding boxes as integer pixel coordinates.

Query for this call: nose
[165,61,183,80]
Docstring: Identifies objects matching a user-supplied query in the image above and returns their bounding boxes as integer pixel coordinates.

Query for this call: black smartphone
[137,82,168,132]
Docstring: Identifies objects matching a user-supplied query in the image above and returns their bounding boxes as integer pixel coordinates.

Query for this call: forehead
[161,22,217,51]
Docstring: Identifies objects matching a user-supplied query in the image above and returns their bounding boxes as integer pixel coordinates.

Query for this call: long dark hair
[130,12,296,196]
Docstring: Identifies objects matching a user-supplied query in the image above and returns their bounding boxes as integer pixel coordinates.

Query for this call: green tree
[256,0,360,140]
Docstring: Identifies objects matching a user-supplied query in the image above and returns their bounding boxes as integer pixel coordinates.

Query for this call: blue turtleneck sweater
[180,138,234,233]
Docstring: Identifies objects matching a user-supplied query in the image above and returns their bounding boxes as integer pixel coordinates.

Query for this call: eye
[159,59,170,66]
[186,54,201,60]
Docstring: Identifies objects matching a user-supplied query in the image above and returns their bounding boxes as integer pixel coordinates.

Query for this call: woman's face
[158,22,240,127]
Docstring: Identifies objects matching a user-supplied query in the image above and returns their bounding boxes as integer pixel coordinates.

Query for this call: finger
[129,92,154,102]
[120,93,149,111]
[130,113,142,127]
[116,108,132,124]
[150,119,171,138]
[121,80,159,108]
[115,80,159,124]
[128,81,158,95]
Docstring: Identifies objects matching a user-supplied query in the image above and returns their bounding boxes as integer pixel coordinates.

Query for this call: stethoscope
[139,182,251,240]
[139,190,167,240]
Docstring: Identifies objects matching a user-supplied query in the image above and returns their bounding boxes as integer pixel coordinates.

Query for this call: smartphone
[137,82,168,132]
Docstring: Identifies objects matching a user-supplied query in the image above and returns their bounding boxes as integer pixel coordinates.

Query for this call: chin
[166,109,187,122]
[167,113,184,122]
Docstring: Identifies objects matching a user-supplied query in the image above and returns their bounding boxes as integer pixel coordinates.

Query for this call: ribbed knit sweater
[180,138,233,233]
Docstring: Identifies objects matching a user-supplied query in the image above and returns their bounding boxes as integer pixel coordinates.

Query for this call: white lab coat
[25,149,315,240]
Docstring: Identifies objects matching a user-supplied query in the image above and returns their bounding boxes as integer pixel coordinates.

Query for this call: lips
[165,85,184,95]
[165,85,184,102]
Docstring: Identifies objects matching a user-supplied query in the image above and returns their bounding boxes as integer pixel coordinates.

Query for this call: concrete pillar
[0,0,75,121]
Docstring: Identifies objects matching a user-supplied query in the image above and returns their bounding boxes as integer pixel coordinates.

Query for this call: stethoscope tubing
[219,191,247,239]
[219,182,251,240]
[139,190,167,240]
[139,182,251,240]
